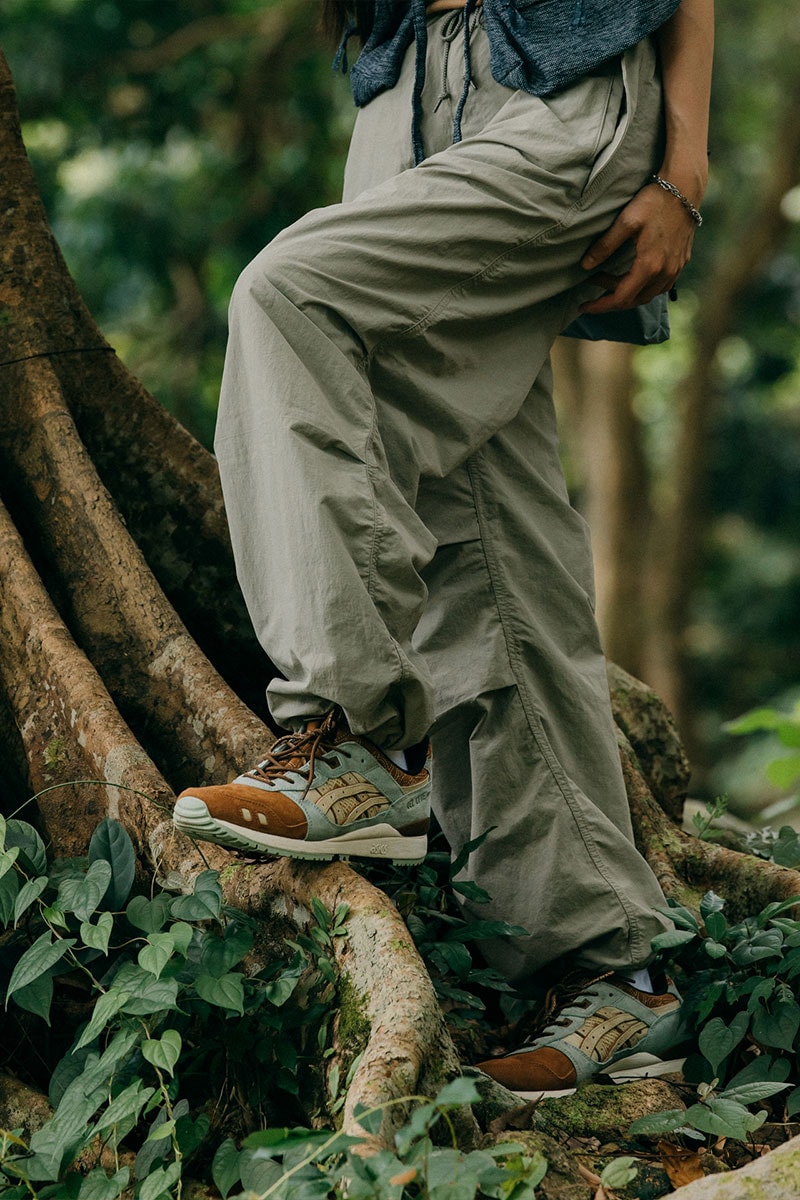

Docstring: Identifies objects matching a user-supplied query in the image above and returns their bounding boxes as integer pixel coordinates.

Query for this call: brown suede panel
[613,981,679,1010]
[180,784,308,839]
[476,1047,577,1091]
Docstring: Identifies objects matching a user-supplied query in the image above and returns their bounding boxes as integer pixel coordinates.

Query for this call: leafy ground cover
[1,804,799,1199]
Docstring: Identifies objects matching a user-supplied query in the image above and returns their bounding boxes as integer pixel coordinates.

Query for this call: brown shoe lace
[518,969,615,1047]
[246,709,342,792]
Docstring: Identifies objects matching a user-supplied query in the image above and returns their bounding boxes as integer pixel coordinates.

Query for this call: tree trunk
[553,338,652,677]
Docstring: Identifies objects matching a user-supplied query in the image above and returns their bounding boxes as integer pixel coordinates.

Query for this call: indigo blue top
[349,0,682,109]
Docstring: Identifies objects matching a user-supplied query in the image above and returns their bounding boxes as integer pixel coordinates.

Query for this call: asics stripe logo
[564,1006,649,1062]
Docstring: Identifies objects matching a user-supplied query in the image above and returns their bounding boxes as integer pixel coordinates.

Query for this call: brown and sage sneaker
[476,970,687,1098]
[173,709,430,864]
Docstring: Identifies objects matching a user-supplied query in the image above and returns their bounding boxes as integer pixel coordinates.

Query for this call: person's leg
[213,22,663,754]
[337,13,670,978]
[415,362,671,984]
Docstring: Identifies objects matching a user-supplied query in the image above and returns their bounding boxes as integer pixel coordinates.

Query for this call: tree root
[661,1132,800,1198]
[0,359,269,793]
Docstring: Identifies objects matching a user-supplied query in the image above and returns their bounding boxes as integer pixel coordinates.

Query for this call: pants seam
[364,392,411,689]
[465,450,645,965]
[366,200,587,362]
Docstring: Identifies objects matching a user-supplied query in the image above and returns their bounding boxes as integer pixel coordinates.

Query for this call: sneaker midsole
[174,798,427,860]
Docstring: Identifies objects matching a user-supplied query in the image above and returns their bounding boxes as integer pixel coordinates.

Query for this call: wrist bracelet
[650,174,704,227]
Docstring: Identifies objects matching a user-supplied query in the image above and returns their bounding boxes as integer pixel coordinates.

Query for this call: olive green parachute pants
[214,11,671,982]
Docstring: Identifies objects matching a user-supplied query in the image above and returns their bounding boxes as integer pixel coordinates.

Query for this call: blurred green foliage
[5,0,355,446]
[4,0,800,814]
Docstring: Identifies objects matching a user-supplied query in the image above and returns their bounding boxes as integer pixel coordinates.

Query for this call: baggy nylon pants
[215,11,671,981]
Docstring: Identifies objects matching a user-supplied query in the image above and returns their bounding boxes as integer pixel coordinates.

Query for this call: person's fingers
[581,211,636,270]
[580,267,675,313]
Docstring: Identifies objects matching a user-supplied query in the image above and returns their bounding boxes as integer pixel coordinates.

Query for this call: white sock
[383,747,408,771]
[622,967,654,993]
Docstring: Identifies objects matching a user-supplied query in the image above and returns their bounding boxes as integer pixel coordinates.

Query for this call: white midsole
[214,818,425,856]
[173,797,427,860]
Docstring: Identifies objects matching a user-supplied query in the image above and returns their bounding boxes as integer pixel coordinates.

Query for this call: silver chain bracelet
[650,174,704,227]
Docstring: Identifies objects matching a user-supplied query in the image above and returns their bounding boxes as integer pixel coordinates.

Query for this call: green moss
[43,736,66,771]
[337,971,370,1059]
[219,862,244,886]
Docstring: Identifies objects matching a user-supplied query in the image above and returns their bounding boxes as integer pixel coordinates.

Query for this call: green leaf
[752,1000,800,1052]
[194,971,244,1014]
[14,876,48,926]
[700,891,726,919]
[766,753,800,791]
[175,1111,209,1158]
[704,910,727,941]
[75,988,131,1050]
[726,1054,790,1090]
[698,1012,750,1075]
[126,894,172,934]
[138,932,175,979]
[80,911,113,955]
[238,1150,282,1196]
[200,922,253,977]
[13,972,54,1023]
[89,819,136,910]
[0,846,20,884]
[600,1157,639,1190]
[721,1081,791,1104]
[5,820,47,875]
[93,1080,155,1136]
[147,1119,176,1143]
[137,1160,182,1200]
[57,861,113,923]
[168,922,194,957]
[7,932,75,1002]
[684,1099,767,1141]
[661,903,700,932]
[42,905,69,930]
[434,1077,481,1107]
[0,868,20,926]
[112,962,180,1016]
[352,1103,384,1135]
[445,919,528,941]
[77,1166,130,1200]
[787,1086,800,1118]
[628,1108,688,1136]
[141,1030,182,1076]
[211,1138,242,1200]
[262,961,304,1007]
[430,942,472,978]
[650,928,696,952]
[770,828,800,868]
[170,870,222,922]
[703,940,728,959]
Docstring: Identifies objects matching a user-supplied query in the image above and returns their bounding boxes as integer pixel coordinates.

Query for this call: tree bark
[553,339,652,678]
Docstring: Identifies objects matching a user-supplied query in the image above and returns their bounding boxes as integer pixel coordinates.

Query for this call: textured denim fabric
[349,0,683,107]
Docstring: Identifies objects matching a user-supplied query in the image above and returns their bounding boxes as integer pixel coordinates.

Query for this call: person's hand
[578,181,699,314]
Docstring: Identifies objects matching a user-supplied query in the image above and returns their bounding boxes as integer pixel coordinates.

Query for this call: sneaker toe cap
[475,1047,577,1092]
[176,784,308,839]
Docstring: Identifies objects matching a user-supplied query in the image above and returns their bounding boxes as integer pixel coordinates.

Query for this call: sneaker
[475,970,686,1099]
[173,710,430,864]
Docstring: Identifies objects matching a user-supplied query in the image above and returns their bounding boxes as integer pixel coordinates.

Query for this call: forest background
[4,0,800,825]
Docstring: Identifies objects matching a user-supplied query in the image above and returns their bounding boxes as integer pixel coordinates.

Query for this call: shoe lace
[246,709,342,791]
[519,969,615,1047]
